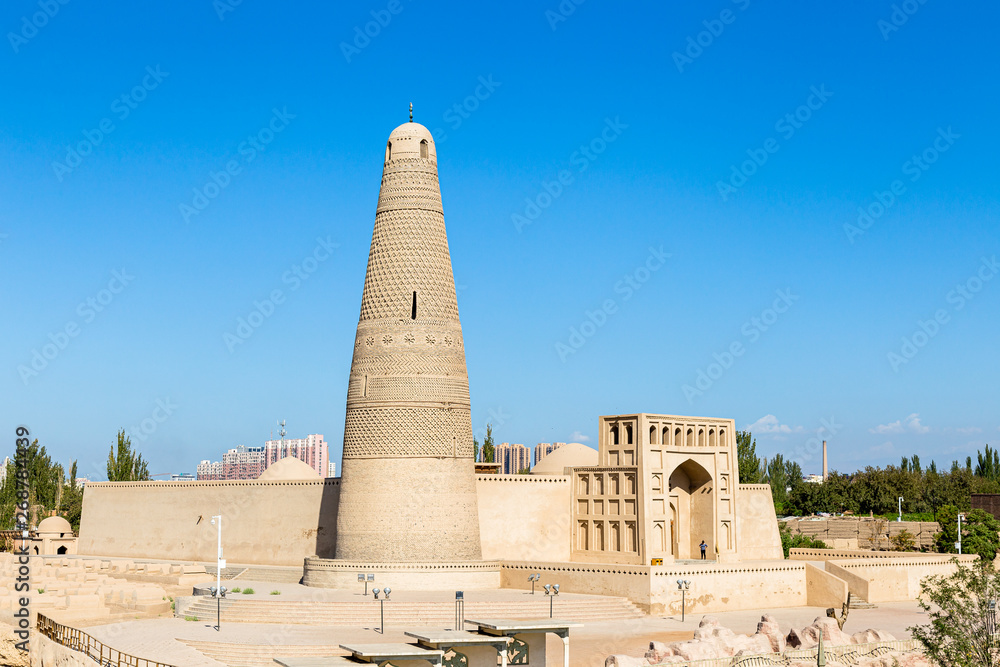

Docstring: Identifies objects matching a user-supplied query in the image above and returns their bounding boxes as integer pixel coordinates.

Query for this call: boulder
[755,614,786,652]
[644,641,674,662]
[606,655,648,667]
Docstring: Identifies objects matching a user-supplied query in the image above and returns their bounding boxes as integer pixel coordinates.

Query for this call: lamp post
[897,497,903,522]
[677,580,691,622]
[957,513,965,554]
[210,514,226,631]
[544,584,559,618]
[373,587,391,633]
[455,591,464,630]
[528,573,541,594]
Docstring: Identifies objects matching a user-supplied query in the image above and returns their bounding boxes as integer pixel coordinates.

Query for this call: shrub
[184,615,197,622]
[780,523,829,558]
[910,559,1000,667]
[242,587,255,594]
[231,587,242,593]
[269,590,281,595]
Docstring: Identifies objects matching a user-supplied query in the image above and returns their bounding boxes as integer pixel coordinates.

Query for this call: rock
[644,641,674,662]
[673,640,722,661]
[786,627,815,649]
[755,614,786,652]
[606,655,648,667]
[692,616,721,640]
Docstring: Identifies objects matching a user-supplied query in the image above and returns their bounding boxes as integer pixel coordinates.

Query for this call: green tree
[480,424,495,464]
[936,506,1000,560]
[766,454,789,507]
[975,445,1000,482]
[0,439,65,530]
[910,559,1000,667]
[107,430,150,481]
[736,430,763,484]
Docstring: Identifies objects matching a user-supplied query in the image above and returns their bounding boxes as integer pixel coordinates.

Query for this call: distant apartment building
[170,473,196,481]
[0,456,10,486]
[196,435,328,481]
[533,442,566,466]
[196,460,223,480]
[264,434,328,479]
[495,442,531,474]
[328,461,337,478]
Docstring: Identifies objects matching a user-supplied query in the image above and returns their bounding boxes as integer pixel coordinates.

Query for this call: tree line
[738,432,1000,518]
[0,430,149,535]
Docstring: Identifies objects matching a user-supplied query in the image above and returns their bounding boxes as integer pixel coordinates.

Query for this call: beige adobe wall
[832,555,978,603]
[476,475,571,562]
[804,562,848,607]
[77,480,339,566]
[650,562,808,615]
[501,561,652,610]
[735,484,784,560]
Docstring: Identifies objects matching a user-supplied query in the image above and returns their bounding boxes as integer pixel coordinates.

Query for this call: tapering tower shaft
[335,121,482,562]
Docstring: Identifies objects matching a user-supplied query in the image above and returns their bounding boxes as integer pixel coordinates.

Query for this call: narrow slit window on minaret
[411,291,417,319]
[420,140,428,158]
[386,141,392,162]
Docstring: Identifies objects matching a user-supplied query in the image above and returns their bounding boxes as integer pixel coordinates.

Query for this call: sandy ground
[81,600,927,667]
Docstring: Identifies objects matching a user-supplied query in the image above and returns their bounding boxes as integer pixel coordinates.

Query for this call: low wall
[736,485,784,560]
[501,561,652,610]
[832,555,978,603]
[790,548,933,561]
[805,562,848,608]
[476,475,572,562]
[78,479,339,566]
[651,562,810,615]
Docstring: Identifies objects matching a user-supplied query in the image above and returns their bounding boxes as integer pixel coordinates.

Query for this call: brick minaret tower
[335,119,482,562]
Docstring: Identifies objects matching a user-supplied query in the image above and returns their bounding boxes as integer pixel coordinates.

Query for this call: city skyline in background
[2,3,998,480]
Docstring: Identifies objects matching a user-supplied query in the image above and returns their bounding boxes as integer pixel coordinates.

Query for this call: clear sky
[2,1,997,481]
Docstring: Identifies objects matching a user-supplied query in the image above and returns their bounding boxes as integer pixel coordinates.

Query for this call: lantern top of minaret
[386,120,436,162]
[409,102,413,122]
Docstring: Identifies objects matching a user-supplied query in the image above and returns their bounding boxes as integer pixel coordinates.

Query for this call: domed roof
[37,516,73,535]
[385,121,436,163]
[531,443,599,475]
[257,456,321,481]
[388,121,434,142]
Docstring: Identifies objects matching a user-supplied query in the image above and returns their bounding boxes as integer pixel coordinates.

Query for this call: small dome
[531,443,599,475]
[385,121,436,163]
[37,516,73,535]
[257,456,321,481]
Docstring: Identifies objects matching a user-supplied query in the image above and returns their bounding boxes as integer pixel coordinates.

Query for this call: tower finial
[409,102,413,122]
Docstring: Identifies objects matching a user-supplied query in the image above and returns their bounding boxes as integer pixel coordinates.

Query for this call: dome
[385,121,436,163]
[257,456,322,481]
[37,516,73,536]
[531,443,599,475]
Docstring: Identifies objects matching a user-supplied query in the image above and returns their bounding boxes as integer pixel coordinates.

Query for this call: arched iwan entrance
[668,459,714,560]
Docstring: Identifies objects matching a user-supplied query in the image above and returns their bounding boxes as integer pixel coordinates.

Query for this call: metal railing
[648,639,923,667]
[36,613,177,667]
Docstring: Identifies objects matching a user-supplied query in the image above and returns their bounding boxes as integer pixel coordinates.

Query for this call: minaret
[335,118,482,562]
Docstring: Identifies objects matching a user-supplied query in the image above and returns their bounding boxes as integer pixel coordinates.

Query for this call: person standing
[699,540,707,560]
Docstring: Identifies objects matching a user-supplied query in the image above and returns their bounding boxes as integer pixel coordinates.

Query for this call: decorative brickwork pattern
[336,122,482,562]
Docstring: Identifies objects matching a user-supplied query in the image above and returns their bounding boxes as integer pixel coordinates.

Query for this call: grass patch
[37,588,44,594]
[184,615,198,622]
[269,590,281,595]
[242,587,255,595]
[231,587,242,594]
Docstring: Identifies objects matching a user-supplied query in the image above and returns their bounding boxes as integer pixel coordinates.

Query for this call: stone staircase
[179,640,348,667]
[180,595,643,626]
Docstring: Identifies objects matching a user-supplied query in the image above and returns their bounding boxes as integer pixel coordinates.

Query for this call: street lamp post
[528,573,541,594]
[373,587,391,633]
[544,584,559,618]
[897,497,903,522]
[677,580,691,622]
[957,513,965,554]
[210,513,226,631]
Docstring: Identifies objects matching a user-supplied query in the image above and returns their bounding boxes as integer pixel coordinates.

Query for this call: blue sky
[1,1,997,480]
